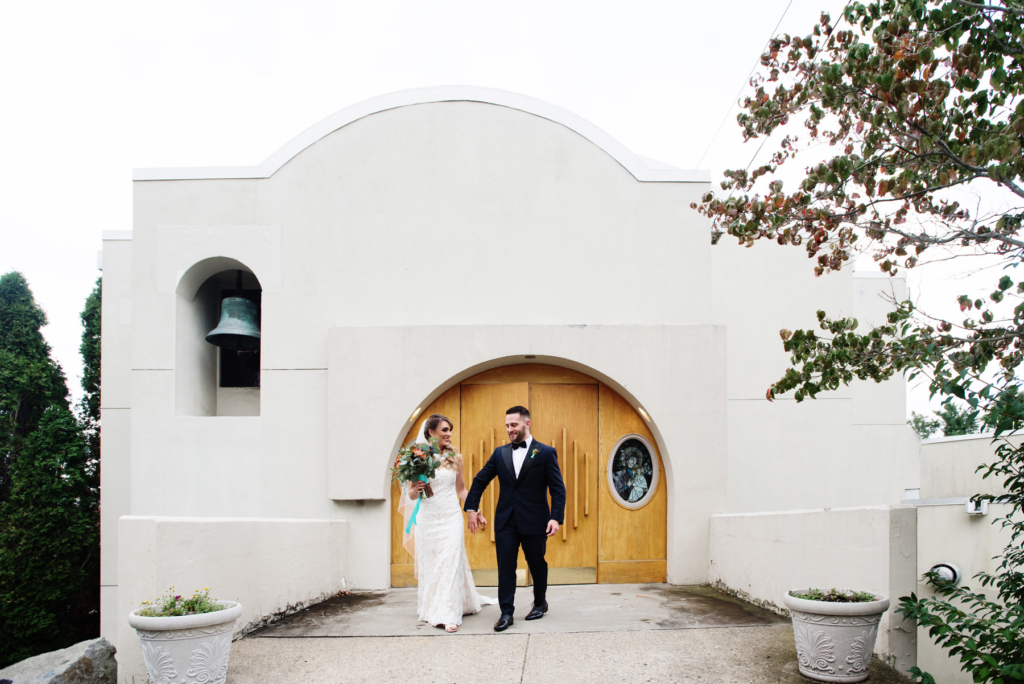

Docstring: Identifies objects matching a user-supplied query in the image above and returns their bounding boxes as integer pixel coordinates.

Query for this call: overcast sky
[2,0,995,420]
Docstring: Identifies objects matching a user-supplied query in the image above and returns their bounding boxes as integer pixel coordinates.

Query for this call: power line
[694,0,794,170]
[735,0,854,180]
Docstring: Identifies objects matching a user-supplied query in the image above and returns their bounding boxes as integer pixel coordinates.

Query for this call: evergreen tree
[908,410,941,439]
[0,273,69,503]
[78,278,100,502]
[0,407,96,665]
[71,277,101,648]
[0,273,100,667]
[936,403,980,437]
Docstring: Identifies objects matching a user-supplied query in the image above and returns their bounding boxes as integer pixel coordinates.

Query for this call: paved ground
[226,585,912,684]
[251,584,785,637]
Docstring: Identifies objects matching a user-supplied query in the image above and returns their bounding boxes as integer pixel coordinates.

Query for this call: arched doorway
[390,364,667,587]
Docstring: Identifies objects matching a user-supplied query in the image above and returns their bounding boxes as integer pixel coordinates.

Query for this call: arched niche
[175,257,262,416]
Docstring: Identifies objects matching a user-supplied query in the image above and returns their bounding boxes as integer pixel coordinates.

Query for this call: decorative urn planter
[783,591,890,683]
[128,601,243,684]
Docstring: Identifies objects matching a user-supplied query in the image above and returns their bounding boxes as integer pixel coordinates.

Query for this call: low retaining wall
[116,516,349,684]
[709,505,917,675]
[915,502,1014,684]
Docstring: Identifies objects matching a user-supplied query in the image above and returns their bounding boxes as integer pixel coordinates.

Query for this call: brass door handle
[562,428,568,542]
[573,440,578,529]
[585,452,590,516]
[490,428,497,543]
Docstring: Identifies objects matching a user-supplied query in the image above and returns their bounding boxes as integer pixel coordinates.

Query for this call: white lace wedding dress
[410,465,497,627]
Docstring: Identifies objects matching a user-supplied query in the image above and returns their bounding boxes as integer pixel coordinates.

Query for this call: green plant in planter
[791,588,877,603]
[137,588,226,617]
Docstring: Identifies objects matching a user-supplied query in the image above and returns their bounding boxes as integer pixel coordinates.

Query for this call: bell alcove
[175,259,262,417]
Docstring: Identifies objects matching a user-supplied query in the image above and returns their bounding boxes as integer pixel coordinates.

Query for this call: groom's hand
[546,520,559,537]
[467,511,487,534]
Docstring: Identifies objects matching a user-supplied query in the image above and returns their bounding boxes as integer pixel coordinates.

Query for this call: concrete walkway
[226,585,911,684]
[251,584,785,637]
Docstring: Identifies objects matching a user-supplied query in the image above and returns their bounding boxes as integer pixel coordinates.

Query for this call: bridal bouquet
[391,437,443,498]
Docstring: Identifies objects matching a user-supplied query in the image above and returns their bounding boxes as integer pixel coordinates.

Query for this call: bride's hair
[423,413,459,466]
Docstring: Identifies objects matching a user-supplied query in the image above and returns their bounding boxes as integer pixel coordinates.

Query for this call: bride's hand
[408,480,426,496]
[468,511,487,533]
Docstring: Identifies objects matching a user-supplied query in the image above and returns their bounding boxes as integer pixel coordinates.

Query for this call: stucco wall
[709,506,918,674]
[117,516,348,684]
[105,88,921,666]
[913,433,1015,683]
[711,237,918,513]
[914,502,1014,684]
[327,325,728,585]
[99,234,133,644]
[920,433,1020,499]
[131,101,711,376]
[108,94,718,644]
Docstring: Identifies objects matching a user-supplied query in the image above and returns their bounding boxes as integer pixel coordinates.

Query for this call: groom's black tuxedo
[464,439,566,617]
[464,440,566,534]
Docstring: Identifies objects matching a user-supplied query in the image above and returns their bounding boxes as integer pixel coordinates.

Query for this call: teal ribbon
[405,475,430,534]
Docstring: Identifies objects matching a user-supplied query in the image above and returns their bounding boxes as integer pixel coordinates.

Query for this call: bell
[205,271,261,351]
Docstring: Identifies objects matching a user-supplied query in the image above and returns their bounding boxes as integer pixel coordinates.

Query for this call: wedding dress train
[409,465,497,627]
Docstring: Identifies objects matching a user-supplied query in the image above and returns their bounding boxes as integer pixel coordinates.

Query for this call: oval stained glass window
[607,434,659,510]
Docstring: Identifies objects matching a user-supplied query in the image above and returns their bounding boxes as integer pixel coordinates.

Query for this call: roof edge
[133,86,711,183]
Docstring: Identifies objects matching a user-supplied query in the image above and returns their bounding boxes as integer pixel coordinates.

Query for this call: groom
[465,406,566,632]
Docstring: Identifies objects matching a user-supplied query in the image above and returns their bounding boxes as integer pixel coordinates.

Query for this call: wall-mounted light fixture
[965,500,989,516]
[409,407,423,423]
[930,563,961,585]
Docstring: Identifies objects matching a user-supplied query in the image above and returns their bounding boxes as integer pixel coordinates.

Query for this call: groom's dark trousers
[495,512,549,615]
[465,440,566,617]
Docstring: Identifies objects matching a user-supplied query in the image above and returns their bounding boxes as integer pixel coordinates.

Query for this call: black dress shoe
[525,602,548,620]
[494,614,514,631]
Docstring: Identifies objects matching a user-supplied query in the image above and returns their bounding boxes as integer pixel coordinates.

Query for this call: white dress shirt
[512,437,533,477]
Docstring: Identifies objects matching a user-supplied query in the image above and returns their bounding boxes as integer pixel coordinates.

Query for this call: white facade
[102,87,923,682]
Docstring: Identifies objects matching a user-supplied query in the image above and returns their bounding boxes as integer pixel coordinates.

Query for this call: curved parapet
[133,86,709,183]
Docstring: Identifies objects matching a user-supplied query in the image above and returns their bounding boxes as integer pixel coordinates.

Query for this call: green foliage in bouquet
[137,588,226,617]
[391,437,443,498]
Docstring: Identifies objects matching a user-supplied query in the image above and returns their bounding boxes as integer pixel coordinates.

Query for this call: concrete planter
[128,601,242,684]
[783,591,890,683]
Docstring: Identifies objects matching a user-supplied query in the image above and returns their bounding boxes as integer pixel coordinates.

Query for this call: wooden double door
[390,364,666,587]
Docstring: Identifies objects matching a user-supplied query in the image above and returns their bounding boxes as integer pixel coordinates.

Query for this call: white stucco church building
[100,86,1001,683]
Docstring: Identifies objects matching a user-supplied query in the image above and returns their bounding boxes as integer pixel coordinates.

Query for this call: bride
[399,413,497,632]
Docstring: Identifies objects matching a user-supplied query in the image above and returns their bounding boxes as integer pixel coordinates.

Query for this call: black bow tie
[511,440,528,450]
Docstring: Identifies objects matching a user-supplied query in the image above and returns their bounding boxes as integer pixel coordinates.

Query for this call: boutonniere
[531,449,540,459]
